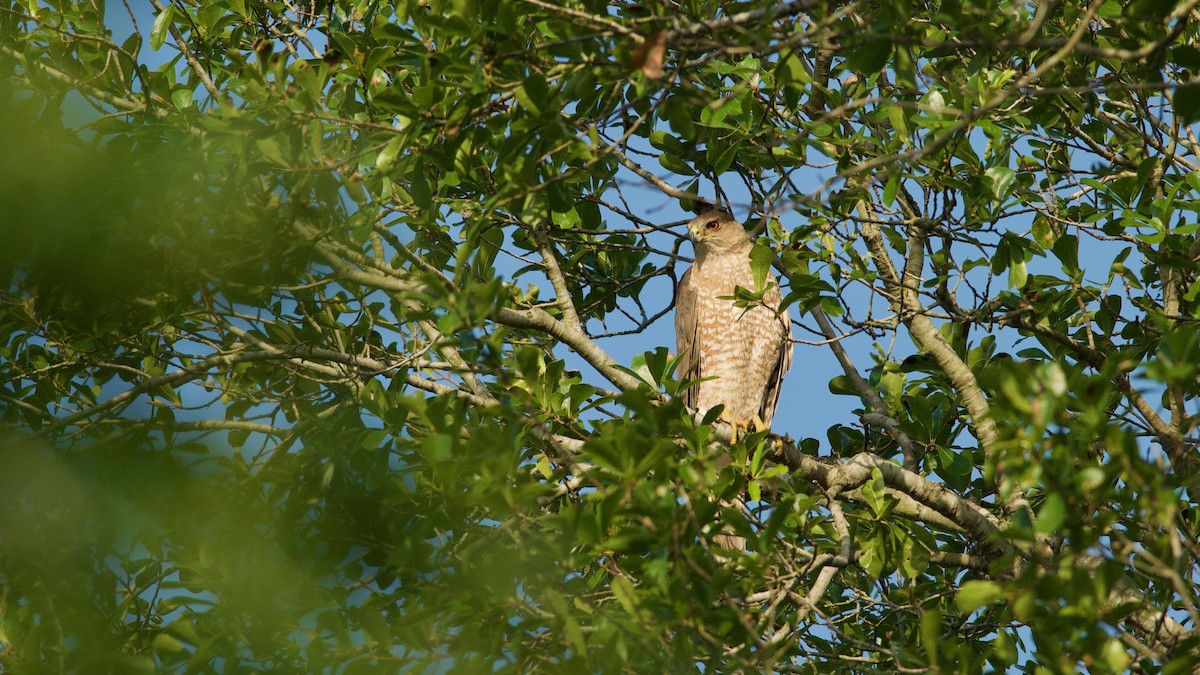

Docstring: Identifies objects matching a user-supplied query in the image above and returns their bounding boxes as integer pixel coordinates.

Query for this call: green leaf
[255,137,287,167]
[450,0,477,21]
[536,454,553,479]
[845,39,891,75]
[882,173,901,206]
[1102,639,1131,672]
[993,630,1019,665]
[955,580,1003,613]
[749,241,775,293]
[628,351,657,387]
[934,446,973,491]
[1052,234,1079,276]
[649,130,685,155]
[985,166,1016,202]
[152,632,185,654]
[171,87,193,109]
[885,104,909,138]
[610,575,638,616]
[698,97,738,129]
[360,428,387,450]
[858,535,886,577]
[1186,170,1200,192]
[150,4,174,51]
[1184,277,1200,302]
[516,74,550,116]
[658,151,695,175]
[376,136,404,173]
[546,594,587,654]
[861,467,896,518]
[1175,85,1200,125]
[1008,258,1027,290]
[409,163,432,207]
[1031,218,1056,248]
[899,536,929,578]
[920,609,941,665]
[894,47,917,91]
[827,375,857,396]
[776,51,809,85]
[1035,492,1067,534]
[1097,0,1123,18]
[421,434,452,463]
[708,141,739,175]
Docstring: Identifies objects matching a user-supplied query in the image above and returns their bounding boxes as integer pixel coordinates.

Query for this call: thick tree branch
[534,223,583,331]
[494,306,646,393]
[810,304,919,470]
[298,220,645,395]
[168,420,285,435]
[855,202,1013,507]
[0,44,151,114]
[780,449,1015,563]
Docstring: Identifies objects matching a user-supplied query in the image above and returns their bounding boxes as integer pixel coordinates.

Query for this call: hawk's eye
[705,221,721,231]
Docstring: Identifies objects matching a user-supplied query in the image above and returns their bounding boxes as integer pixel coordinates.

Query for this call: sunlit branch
[50,349,281,429]
[146,0,223,103]
[533,224,583,331]
[494,306,645,393]
[856,201,1004,495]
[810,302,919,470]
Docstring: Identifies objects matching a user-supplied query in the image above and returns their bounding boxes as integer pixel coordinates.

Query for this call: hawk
[674,211,793,553]
[675,211,793,429]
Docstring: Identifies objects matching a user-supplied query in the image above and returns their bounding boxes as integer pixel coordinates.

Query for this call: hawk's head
[687,212,751,255]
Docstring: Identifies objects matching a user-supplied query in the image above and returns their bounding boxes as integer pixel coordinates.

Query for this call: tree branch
[50,349,280,429]
[612,148,713,205]
[856,201,1015,512]
[670,0,819,40]
[494,306,646,393]
[534,223,583,331]
[810,304,920,470]
[0,44,151,114]
[147,0,223,103]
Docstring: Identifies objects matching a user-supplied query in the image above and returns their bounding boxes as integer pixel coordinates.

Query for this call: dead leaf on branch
[627,29,668,79]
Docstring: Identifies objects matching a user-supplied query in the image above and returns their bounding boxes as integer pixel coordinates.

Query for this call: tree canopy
[3,0,1200,672]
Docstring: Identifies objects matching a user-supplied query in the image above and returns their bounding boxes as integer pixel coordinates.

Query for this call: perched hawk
[675,211,793,429]
[674,211,793,554]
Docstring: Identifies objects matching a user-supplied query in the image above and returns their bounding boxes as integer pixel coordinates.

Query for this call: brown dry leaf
[627,29,668,79]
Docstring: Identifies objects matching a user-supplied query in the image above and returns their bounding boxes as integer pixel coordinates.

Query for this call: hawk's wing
[674,267,701,410]
[758,280,793,427]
